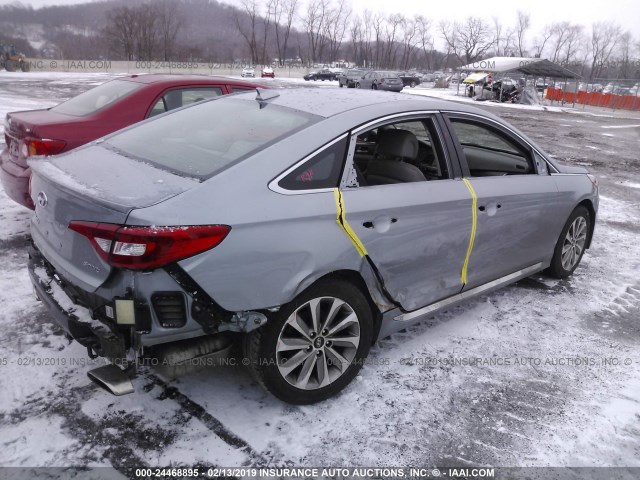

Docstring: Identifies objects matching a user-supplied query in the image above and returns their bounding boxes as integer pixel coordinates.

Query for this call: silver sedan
[28,88,598,404]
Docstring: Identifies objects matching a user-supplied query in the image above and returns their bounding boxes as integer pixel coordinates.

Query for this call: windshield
[106,96,319,179]
[52,79,141,116]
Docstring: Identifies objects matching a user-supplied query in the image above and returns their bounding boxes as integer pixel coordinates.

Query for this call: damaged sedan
[29,88,598,404]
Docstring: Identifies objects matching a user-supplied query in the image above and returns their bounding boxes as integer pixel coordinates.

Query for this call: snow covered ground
[0,72,639,476]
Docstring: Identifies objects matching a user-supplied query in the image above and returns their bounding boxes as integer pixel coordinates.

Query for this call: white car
[241,66,255,78]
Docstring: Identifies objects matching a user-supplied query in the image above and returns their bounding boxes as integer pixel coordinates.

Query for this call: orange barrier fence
[545,87,640,111]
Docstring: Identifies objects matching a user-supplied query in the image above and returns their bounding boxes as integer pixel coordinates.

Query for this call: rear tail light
[23,137,67,158]
[68,221,231,270]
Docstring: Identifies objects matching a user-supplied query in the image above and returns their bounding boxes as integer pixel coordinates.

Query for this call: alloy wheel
[561,216,587,271]
[276,296,361,390]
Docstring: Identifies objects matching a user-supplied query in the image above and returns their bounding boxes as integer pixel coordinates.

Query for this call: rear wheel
[5,60,17,72]
[410,80,416,88]
[355,82,361,88]
[244,279,373,404]
[546,206,591,278]
[20,61,30,72]
[372,83,377,90]
[339,82,343,87]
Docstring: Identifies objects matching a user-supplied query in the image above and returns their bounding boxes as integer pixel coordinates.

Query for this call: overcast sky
[8,0,640,45]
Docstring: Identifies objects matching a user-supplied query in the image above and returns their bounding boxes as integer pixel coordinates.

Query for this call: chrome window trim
[268,133,349,196]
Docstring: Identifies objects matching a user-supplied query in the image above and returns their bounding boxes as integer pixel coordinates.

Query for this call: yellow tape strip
[334,188,368,257]
[461,178,478,285]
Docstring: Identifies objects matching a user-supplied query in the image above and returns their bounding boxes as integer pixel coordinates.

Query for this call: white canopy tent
[455,56,580,101]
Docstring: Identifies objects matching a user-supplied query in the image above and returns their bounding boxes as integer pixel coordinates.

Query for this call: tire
[5,60,17,72]
[546,206,591,278]
[20,61,30,72]
[339,82,343,88]
[410,81,416,88]
[372,83,377,90]
[355,82,361,88]
[244,279,373,404]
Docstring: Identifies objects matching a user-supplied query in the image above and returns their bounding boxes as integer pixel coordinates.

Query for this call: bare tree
[415,15,433,70]
[590,21,622,79]
[235,0,259,64]
[272,0,298,66]
[515,10,530,57]
[326,0,351,63]
[532,24,553,58]
[302,0,330,65]
[105,6,137,60]
[135,5,159,61]
[157,0,183,61]
[261,0,273,65]
[400,16,418,70]
[440,17,494,65]
[616,31,633,79]
[382,13,402,68]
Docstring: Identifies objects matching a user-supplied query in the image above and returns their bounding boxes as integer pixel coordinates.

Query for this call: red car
[1,74,261,208]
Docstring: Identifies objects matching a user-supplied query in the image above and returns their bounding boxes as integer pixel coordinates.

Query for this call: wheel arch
[577,199,596,249]
[291,269,383,345]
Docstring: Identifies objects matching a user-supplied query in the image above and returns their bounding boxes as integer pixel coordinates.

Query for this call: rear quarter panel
[125,118,372,312]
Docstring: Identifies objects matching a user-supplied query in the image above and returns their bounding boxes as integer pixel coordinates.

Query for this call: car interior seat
[366,129,427,184]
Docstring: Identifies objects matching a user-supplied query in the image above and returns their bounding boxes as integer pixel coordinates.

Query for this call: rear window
[106,96,318,179]
[52,79,141,116]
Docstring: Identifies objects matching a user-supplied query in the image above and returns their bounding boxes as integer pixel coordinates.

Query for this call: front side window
[107,97,318,179]
[449,119,534,176]
[52,79,141,116]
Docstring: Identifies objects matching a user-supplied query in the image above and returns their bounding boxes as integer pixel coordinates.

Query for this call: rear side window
[278,137,347,190]
[148,87,223,117]
[106,97,318,179]
[52,79,140,116]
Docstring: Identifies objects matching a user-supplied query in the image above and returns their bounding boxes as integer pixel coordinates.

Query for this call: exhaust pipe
[87,365,135,396]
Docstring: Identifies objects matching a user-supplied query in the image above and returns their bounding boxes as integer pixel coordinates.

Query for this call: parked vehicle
[0,74,260,209]
[0,44,30,72]
[304,69,337,81]
[261,67,275,78]
[28,88,598,404]
[396,72,421,88]
[241,66,255,77]
[338,68,365,88]
[356,71,403,92]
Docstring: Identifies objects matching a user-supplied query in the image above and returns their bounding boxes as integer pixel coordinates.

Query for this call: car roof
[244,87,489,119]
[120,74,256,87]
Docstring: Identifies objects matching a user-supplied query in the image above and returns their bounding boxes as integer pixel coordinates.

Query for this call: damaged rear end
[28,146,242,391]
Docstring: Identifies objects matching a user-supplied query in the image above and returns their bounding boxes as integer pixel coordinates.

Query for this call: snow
[1,72,640,472]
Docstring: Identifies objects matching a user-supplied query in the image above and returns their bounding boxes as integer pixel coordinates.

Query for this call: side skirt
[377,262,544,339]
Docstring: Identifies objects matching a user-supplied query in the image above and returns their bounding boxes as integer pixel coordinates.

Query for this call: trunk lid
[29,145,200,291]
[5,109,74,167]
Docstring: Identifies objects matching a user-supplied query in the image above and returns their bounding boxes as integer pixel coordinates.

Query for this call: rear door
[340,114,472,311]
[444,113,563,288]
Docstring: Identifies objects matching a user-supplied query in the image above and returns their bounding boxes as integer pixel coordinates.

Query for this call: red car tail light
[23,137,67,157]
[68,222,231,270]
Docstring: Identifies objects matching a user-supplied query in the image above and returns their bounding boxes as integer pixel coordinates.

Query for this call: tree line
[0,0,638,79]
